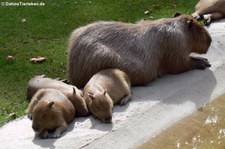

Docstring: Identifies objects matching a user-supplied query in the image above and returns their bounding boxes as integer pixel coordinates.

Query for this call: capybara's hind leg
[70,44,120,87]
[203,12,224,25]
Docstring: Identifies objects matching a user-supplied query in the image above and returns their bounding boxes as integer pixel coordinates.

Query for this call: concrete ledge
[0,20,225,149]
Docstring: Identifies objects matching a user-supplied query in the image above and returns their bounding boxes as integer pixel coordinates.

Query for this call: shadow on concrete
[31,119,76,149]
[162,69,216,107]
[115,68,216,112]
[89,116,113,131]
[32,136,57,149]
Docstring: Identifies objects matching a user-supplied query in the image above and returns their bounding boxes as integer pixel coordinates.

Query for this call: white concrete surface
[0,20,225,149]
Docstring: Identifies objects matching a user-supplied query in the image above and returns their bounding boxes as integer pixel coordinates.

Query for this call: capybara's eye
[42,112,47,118]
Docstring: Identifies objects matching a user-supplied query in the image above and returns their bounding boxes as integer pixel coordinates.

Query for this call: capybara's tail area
[68,44,121,88]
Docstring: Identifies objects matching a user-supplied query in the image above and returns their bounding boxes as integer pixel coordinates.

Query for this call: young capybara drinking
[192,0,225,25]
[67,13,211,88]
[83,69,132,123]
[27,88,75,139]
[27,75,89,117]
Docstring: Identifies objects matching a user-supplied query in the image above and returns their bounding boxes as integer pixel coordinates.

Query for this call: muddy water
[138,93,225,149]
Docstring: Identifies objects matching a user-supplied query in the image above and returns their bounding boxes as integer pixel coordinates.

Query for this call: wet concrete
[138,93,225,149]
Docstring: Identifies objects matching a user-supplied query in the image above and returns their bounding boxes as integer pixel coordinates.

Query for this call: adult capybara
[83,69,132,123]
[67,13,211,88]
[27,88,75,139]
[27,75,89,117]
[192,0,225,25]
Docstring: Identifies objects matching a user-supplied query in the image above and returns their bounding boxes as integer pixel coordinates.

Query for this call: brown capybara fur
[27,75,89,117]
[192,0,225,25]
[67,14,211,88]
[83,69,132,123]
[27,88,75,139]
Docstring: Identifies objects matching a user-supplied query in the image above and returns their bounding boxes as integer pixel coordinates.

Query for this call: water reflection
[138,93,225,149]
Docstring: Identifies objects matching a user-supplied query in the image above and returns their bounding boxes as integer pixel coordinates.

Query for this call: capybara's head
[71,87,89,116]
[88,90,113,123]
[32,100,58,133]
[175,13,212,54]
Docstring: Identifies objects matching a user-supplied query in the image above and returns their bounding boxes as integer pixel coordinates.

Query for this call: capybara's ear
[103,89,107,96]
[187,19,194,27]
[88,93,95,100]
[25,108,32,120]
[48,101,54,108]
[174,12,181,17]
[27,113,32,120]
[73,87,76,95]
[34,98,39,103]
[80,92,84,97]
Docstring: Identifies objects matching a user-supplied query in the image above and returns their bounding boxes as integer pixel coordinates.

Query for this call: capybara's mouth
[32,126,40,132]
[102,120,112,123]
[102,117,112,123]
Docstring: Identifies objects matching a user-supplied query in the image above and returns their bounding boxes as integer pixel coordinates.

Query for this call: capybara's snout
[32,124,40,132]
[207,35,212,49]
[103,115,112,123]
[84,111,91,117]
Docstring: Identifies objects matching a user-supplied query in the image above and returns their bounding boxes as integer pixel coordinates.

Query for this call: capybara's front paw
[120,95,132,106]
[92,115,97,119]
[204,18,211,26]
[50,132,61,139]
[191,57,211,69]
[203,14,212,26]
[40,130,49,139]
[192,13,201,20]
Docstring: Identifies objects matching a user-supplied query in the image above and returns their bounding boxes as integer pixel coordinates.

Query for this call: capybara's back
[83,68,131,105]
[27,75,82,99]
[68,14,211,87]
[84,69,131,104]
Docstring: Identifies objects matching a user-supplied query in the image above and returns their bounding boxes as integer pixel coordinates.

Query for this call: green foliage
[0,0,199,126]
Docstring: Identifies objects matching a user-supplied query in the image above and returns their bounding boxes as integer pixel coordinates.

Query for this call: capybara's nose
[104,116,112,123]
[32,125,39,132]
[208,35,212,46]
[84,111,91,117]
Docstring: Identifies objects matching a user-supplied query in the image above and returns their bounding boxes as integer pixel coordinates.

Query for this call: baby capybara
[83,69,132,123]
[27,88,75,139]
[27,75,89,117]
[68,13,211,88]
